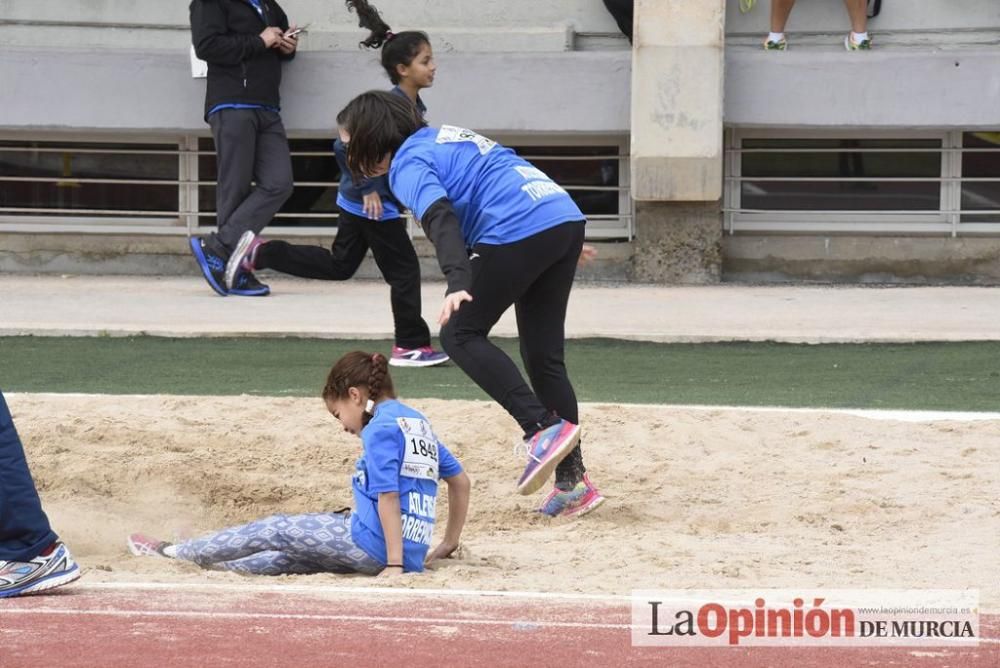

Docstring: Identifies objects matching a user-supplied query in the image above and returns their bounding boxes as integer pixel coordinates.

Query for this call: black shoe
[189,236,228,297]
[229,270,270,297]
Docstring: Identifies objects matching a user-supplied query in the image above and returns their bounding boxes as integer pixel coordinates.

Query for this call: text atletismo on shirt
[350,401,463,572]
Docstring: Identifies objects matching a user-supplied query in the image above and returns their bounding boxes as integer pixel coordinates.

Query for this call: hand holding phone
[284,23,309,38]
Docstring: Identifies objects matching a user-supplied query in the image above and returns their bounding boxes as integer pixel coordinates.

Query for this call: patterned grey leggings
[174,512,383,576]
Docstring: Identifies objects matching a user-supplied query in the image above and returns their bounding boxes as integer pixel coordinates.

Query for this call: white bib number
[436,125,497,156]
[396,417,440,481]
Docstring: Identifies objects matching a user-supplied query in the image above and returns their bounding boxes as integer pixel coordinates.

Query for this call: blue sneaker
[516,419,581,495]
[0,542,81,598]
[228,270,270,297]
[389,346,450,368]
[189,236,228,297]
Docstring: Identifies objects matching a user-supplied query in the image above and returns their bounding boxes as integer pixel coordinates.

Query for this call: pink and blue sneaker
[516,419,581,495]
[126,533,173,558]
[225,230,267,290]
[538,474,605,518]
[389,346,450,368]
[223,231,270,297]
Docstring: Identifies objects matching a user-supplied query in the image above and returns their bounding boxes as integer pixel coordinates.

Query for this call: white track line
[54,582,1000,616]
[0,607,629,630]
[644,404,1000,423]
[83,580,632,602]
[11,393,1000,423]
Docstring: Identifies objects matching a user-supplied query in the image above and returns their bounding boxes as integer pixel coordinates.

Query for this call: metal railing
[724,129,1000,237]
[0,134,634,241]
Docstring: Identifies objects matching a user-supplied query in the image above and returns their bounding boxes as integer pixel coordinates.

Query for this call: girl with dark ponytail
[224,0,447,369]
[128,351,470,577]
[346,0,435,110]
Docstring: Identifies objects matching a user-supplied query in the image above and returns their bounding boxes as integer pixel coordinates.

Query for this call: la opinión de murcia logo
[631,590,980,648]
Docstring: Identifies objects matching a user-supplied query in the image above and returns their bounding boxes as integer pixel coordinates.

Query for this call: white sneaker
[0,542,81,598]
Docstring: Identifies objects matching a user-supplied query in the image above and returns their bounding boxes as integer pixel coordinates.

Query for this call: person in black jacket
[602,0,633,43]
[189,0,300,296]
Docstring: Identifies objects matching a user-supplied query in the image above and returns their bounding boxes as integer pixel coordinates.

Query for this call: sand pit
[7,393,999,607]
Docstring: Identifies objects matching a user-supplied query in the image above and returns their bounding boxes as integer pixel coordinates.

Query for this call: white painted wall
[1,0,623,52]
[1,1,997,134]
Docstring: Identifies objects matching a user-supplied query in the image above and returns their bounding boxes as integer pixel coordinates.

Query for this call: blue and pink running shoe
[516,419,581,495]
[538,474,605,518]
[389,346,450,368]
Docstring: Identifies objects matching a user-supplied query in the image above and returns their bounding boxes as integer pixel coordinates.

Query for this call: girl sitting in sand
[127,351,470,576]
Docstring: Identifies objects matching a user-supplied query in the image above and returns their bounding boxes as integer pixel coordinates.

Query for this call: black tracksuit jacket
[189,0,294,120]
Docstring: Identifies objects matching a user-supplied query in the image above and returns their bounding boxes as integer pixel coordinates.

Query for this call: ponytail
[345,0,431,85]
[367,353,388,411]
[345,0,393,49]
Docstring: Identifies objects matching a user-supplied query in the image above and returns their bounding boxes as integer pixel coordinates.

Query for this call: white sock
[162,544,178,558]
[767,32,785,43]
[851,31,869,43]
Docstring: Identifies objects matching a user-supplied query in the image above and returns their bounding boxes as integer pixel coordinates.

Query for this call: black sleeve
[274,2,295,61]
[190,0,268,65]
[422,198,472,294]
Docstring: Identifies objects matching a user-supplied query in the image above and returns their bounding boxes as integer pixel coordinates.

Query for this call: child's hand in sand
[425,540,460,566]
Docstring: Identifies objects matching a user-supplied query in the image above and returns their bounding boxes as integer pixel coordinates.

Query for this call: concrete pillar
[631,202,722,283]
[629,0,725,283]
[630,0,725,201]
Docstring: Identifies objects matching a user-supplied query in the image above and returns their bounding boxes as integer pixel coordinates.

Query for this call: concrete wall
[632,202,722,283]
[0,232,632,281]
[0,48,630,136]
[0,0,624,52]
[724,236,1000,285]
[3,1,1000,285]
[2,1,997,134]
[725,49,1000,130]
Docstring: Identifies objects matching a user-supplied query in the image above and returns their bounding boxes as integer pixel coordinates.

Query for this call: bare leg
[770,0,797,32]
[842,0,868,33]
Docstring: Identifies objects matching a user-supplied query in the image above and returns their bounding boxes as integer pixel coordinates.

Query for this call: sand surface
[8,394,999,607]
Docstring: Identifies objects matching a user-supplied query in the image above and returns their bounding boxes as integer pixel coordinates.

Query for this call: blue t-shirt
[334,86,424,221]
[389,126,585,246]
[350,400,463,572]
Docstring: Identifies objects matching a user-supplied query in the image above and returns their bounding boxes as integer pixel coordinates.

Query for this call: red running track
[0,583,996,668]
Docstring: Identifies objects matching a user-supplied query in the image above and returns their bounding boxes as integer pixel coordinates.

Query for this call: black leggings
[256,209,431,350]
[439,221,587,486]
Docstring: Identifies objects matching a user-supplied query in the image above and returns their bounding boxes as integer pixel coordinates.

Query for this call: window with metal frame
[0,136,181,232]
[724,129,1000,237]
[960,131,1000,228]
[196,137,339,229]
[0,133,633,241]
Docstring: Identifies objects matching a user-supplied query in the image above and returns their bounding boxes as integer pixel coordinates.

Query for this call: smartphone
[285,24,309,38]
